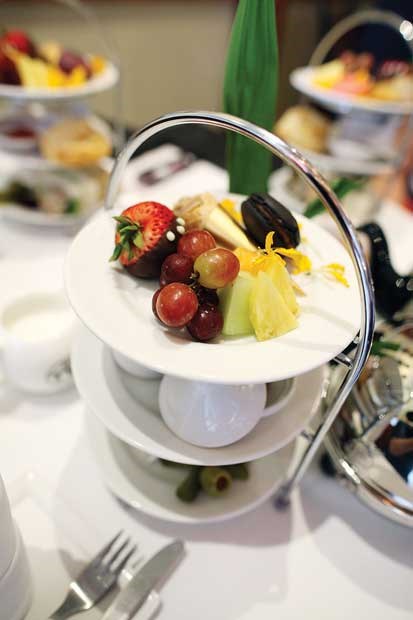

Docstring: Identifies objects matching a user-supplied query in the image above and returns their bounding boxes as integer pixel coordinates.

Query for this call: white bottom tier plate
[72,324,326,465]
[86,410,296,524]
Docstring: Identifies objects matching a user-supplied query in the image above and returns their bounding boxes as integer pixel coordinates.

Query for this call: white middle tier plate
[71,325,326,465]
[65,199,360,385]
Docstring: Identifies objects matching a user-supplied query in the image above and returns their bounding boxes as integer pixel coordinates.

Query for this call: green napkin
[223,0,278,195]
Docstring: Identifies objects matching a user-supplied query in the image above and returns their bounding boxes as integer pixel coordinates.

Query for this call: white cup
[0,291,75,394]
[0,526,32,620]
[0,476,32,620]
[0,476,17,579]
[159,376,295,447]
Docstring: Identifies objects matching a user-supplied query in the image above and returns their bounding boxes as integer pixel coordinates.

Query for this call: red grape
[160,253,193,286]
[196,286,219,306]
[187,304,223,341]
[194,248,240,289]
[156,283,198,327]
[177,230,216,260]
[152,288,161,320]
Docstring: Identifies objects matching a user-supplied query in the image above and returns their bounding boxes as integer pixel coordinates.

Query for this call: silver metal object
[104,109,375,505]
[309,9,413,66]
[48,531,136,619]
[102,540,184,620]
[325,322,413,527]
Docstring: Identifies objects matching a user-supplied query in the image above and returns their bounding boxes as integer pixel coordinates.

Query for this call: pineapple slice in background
[219,271,254,337]
[13,53,49,87]
[312,59,345,88]
[249,271,297,341]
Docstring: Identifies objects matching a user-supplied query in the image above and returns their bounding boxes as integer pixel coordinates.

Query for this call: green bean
[200,467,232,497]
[176,467,201,503]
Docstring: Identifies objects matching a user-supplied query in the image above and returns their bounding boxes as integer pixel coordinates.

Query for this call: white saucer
[65,199,360,384]
[290,66,413,116]
[72,325,326,465]
[86,410,296,524]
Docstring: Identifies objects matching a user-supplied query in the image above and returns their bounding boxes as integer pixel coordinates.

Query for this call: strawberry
[110,202,184,278]
[2,30,36,57]
[0,48,20,84]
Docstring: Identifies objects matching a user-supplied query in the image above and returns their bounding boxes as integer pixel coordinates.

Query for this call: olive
[200,467,232,497]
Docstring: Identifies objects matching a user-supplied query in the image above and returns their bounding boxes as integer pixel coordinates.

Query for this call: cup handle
[261,379,295,418]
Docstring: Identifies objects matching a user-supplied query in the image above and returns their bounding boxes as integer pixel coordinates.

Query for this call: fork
[48,531,136,619]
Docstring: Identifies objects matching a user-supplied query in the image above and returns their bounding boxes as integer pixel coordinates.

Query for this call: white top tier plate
[65,200,360,384]
[290,66,413,116]
[0,62,118,101]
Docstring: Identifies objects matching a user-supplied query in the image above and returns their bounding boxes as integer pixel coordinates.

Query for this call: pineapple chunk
[265,259,299,316]
[249,271,297,341]
[14,54,49,88]
[219,271,254,337]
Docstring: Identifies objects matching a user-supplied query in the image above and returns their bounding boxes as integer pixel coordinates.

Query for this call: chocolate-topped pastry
[241,193,300,249]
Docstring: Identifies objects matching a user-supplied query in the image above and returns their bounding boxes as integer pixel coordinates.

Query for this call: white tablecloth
[1,148,413,620]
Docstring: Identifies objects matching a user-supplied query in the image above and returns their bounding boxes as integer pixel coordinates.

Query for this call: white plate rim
[65,204,360,385]
[71,324,326,465]
[86,410,296,524]
[290,66,413,115]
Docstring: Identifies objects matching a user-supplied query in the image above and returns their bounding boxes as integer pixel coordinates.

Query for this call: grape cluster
[152,230,239,341]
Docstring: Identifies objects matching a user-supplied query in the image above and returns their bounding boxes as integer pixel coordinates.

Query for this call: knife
[102,540,184,620]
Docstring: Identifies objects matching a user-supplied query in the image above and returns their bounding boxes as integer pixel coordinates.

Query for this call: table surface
[1,147,413,620]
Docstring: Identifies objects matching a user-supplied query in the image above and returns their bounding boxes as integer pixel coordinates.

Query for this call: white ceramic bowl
[0,526,32,620]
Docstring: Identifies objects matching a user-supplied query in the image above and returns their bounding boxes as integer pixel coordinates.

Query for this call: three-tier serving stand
[96,109,375,508]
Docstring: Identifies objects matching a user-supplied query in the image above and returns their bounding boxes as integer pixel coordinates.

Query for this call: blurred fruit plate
[65,197,360,384]
[0,156,112,228]
[0,203,94,228]
[86,410,297,524]
[290,67,413,115]
[0,61,118,100]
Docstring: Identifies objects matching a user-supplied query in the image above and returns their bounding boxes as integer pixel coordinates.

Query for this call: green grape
[194,248,240,289]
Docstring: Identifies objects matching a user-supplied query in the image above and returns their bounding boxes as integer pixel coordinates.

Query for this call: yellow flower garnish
[219,198,243,225]
[321,263,349,287]
[235,232,312,275]
[261,231,312,274]
[274,248,312,274]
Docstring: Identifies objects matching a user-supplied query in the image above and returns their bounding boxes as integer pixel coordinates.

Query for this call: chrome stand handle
[105,110,375,504]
